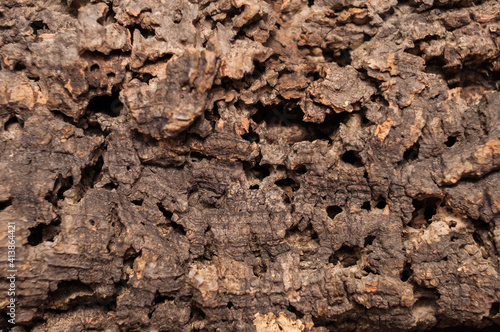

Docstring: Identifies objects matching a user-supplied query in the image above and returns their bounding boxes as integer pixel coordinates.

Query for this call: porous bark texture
[0,0,500,331]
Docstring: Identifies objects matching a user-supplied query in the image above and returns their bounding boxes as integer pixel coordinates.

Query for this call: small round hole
[293,164,307,175]
[361,202,371,210]
[376,200,387,209]
[341,150,363,167]
[445,136,457,147]
[327,205,342,219]
[4,116,24,131]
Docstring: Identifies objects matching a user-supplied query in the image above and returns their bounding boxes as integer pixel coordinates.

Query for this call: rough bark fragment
[122,49,217,139]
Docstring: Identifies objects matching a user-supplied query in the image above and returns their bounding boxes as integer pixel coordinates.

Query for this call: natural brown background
[0,0,499,331]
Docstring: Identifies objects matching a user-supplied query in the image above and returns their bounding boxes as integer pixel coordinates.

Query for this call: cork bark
[0,0,499,331]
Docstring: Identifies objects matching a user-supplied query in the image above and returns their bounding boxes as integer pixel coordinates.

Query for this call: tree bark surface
[0,0,499,331]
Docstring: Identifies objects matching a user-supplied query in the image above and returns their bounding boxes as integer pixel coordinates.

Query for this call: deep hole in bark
[288,304,305,319]
[249,184,259,190]
[152,290,174,305]
[190,304,206,322]
[411,197,440,228]
[57,177,73,200]
[253,260,267,277]
[0,198,12,211]
[4,116,24,131]
[30,20,48,35]
[324,48,352,67]
[306,222,319,240]
[13,62,26,71]
[103,182,118,190]
[108,205,125,237]
[423,202,437,220]
[403,142,420,162]
[27,74,40,81]
[123,247,141,268]
[251,103,336,143]
[401,261,412,282]
[48,280,93,303]
[361,201,371,210]
[364,235,375,246]
[405,44,421,56]
[80,155,104,191]
[99,4,117,25]
[376,198,387,209]
[341,150,363,167]
[445,136,457,147]
[132,72,154,83]
[28,218,61,246]
[45,175,74,206]
[14,62,26,71]
[242,131,260,143]
[190,151,213,161]
[363,265,377,275]
[129,24,156,38]
[223,5,244,23]
[327,205,342,219]
[246,163,271,180]
[329,245,361,267]
[132,199,144,206]
[142,53,173,68]
[157,202,173,220]
[424,55,448,76]
[205,103,220,124]
[473,231,483,246]
[445,65,499,92]
[490,302,500,317]
[252,104,301,127]
[379,6,395,21]
[308,70,322,81]
[275,178,299,190]
[293,164,308,174]
[87,91,123,117]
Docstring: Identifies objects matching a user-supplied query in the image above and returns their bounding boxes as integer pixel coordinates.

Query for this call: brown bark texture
[0,0,500,331]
